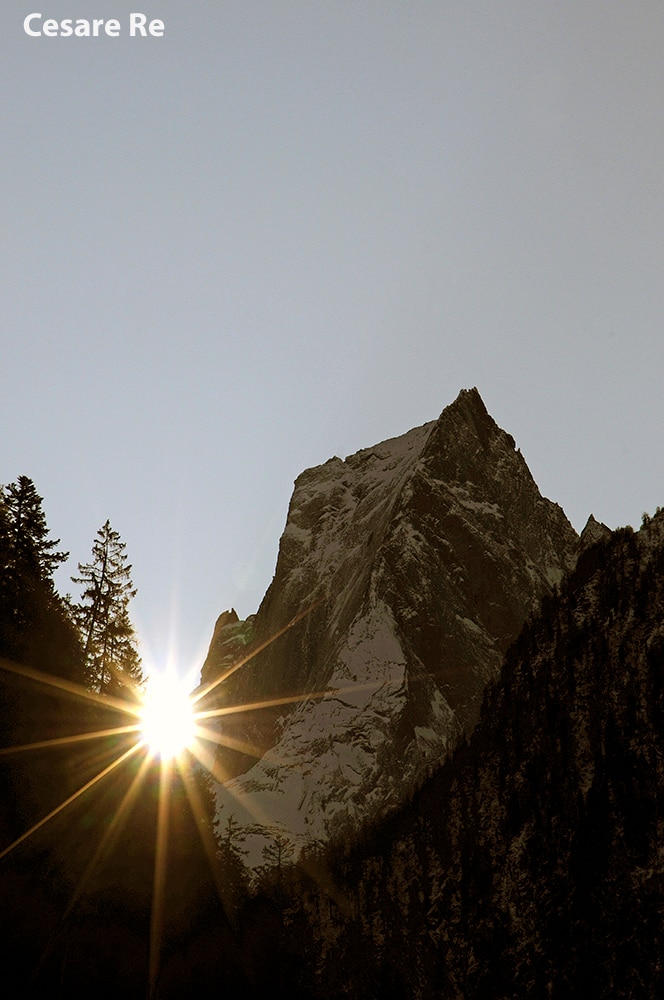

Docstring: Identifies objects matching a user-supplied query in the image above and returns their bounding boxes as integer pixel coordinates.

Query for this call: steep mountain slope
[280,512,664,998]
[201,389,578,857]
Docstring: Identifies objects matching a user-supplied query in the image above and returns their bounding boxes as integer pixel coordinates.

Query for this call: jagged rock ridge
[201,388,578,859]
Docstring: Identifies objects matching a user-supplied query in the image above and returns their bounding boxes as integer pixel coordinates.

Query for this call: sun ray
[0,594,394,994]
[191,723,265,760]
[192,678,393,726]
[183,737,221,784]
[29,750,156,985]
[64,752,155,913]
[184,727,308,862]
[193,682,365,726]
[194,686,333,722]
[0,653,145,719]
[175,761,235,919]
[0,724,142,757]
[149,758,173,998]
[191,596,326,706]
[0,740,143,862]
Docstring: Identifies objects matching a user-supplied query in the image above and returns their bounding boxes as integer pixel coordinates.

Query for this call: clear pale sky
[2,2,664,680]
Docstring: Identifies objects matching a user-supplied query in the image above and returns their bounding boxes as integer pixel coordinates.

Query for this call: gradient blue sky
[3,2,664,679]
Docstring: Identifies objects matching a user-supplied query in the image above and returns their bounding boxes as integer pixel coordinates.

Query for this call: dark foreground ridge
[268,511,664,998]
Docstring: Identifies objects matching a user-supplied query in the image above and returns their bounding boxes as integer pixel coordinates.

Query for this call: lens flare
[0,600,328,995]
[140,673,196,761]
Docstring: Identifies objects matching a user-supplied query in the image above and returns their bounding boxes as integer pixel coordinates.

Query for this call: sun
[139,673,196,761]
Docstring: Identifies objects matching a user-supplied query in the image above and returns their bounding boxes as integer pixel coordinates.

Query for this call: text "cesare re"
[24,13,165,37]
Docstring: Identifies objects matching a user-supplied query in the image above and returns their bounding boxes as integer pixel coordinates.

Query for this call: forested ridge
[264,513,664,998]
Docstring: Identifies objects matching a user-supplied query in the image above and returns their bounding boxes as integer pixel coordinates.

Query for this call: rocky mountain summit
[201,388,579,859]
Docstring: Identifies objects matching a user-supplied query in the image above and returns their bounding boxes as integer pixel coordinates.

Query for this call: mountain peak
[448,384,486,412]
[202,391,578,862]
[443,386,493,428]
[433,386,515,453]
[579,514,612,550]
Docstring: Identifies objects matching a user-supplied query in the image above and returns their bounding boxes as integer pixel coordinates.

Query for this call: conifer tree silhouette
[0,476,81,679]
[73,520,143,694]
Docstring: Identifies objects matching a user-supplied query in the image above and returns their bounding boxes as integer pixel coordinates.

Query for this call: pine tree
[261,830,294,873]
[0,477,82,679]
[0,476,68,637]
[215,810,250,921]
[73,520,143,695]
[1,476,68,582]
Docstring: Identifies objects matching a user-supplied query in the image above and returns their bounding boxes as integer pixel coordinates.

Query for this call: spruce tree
[73,520,143,695]
[1,475,68,581]
[0,476,82,679]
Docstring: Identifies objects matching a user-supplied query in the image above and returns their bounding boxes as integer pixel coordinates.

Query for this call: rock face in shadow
[284,513,664,999]
[201,388,578,858]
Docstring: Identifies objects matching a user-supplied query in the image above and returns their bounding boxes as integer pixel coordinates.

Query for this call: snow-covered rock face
[201,388,578,863]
